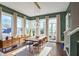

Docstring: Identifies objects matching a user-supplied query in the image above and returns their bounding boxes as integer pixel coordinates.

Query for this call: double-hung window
[2,12,13,39]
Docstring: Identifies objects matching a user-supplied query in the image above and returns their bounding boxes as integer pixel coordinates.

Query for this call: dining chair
[32,40,43,54]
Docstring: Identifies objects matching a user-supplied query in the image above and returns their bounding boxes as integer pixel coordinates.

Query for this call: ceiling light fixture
[34,2,41,9]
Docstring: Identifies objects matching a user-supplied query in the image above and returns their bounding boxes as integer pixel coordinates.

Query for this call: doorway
[48,17,57,42]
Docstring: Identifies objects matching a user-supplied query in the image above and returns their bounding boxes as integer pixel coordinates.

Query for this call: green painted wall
[70,31,79,56]
[30,12,61,20]
[60,12,66,41]
[68,2,79,56]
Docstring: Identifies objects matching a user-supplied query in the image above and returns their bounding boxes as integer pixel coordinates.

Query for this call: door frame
[56,14,61,42]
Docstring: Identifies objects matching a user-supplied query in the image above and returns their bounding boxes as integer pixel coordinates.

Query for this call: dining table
[25,36,46,42]
[25,36,39,54]
[25,36,46,54]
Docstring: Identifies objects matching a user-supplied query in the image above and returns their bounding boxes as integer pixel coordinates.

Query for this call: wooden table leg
[29,45,30,52]
[2,48,3,52]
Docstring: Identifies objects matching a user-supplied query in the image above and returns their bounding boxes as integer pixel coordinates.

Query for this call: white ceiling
[0,2,70,17]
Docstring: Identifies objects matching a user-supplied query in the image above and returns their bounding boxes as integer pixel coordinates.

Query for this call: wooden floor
[48,42,67,56]
[4,42,66,56]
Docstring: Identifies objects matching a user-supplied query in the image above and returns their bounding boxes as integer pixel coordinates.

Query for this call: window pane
[30,20,36,36]
[49,17,57,38]
[17,17,23,35]
[2,12,12,39]
[32,20,36,36]
[26,20,30,35]
[39,19,45,35]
